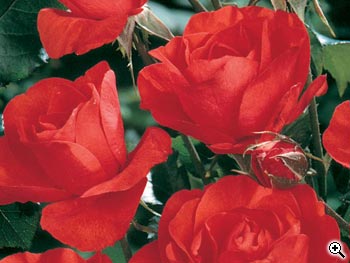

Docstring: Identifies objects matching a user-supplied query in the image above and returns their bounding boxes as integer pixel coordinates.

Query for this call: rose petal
[288,75,328,124]
[150,35,211,68]
[32,141,109,195]
[159,189,203,262]
[41,180,146,251]
[169,198,201,261]
[38,9,127,58]
[184,6,244,35]
[291,184,342,262]
[323,100,350,168]
[267,11,309,81]
[81,127,172,197]
[99,69,127,166]
[0,137,70,204]
[58,0,146,19]
[74,86,120,176]
[237,48,302,137]
[265,234,309,263]
[130,241,162,263]
[138,63,233,145]
[74,61,127,165]
[194,176,271,232]
[177,56,258,135]
[263,83,303,134]
[3,78,83,144]
[139,56,259,146]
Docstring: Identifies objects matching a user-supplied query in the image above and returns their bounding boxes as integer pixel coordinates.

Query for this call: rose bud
[249,138,308,188]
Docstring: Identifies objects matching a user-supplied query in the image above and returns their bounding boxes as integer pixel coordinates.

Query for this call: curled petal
[288,75,328,124]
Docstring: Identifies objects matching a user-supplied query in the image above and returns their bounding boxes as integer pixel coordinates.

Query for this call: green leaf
[0,0,62,85]
[0,202,40,249]
[103,242,126,263]
[282,112,311,148]
[309,30,324,76]
[151,152,190,204]
[188,173,204,190]
[172,136,193,171]
[323,42,350,97]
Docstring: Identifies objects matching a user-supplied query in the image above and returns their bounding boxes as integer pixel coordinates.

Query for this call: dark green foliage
[0,0,62,84]
[0,202,40,250]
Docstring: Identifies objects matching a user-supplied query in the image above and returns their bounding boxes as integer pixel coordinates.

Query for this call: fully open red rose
[38,0,147,58]
[250,138,308,188]
[0,61,171,251]
[0,248,111,263]
[130,176,348,263]
[138,6,327,154]
[323,100,350,168]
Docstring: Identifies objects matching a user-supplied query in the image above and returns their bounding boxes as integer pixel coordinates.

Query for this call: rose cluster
[0,1,349,263]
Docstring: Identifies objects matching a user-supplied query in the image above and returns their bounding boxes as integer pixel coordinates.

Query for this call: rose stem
[181,134,211,185]
[307,73,327,200]
[205,155,219,179]
[133,30,155,66]
[188,0,207,12]
[230,154,250,174]
[323,201,350,235]
[132,220,157,234]
[310,98,327,199]
[230,154,257,181]
[211,0,222,10]
[248,0,261,6]
[140,199,161,217]
[120,236,133,262]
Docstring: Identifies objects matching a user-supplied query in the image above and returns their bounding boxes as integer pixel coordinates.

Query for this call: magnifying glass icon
[328,241,345,259]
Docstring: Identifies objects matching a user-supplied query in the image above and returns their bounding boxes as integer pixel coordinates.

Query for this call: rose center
[227,218,263,252]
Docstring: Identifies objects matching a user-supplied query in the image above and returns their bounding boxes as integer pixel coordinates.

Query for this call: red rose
[323,100,350,168]
[249,138,308,188]
[38,0,147,58]
[138,6,327,154]
[0,248,111,263]
[0,61,171,251]
[130,176,348,263]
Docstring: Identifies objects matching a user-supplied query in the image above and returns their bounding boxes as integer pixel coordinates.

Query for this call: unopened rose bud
[249,138,308,188]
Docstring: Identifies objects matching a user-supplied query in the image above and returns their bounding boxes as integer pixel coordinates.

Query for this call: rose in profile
[0,61,171,251]
[0,248,111,263]
[249,137,308,188]
[138,6,327,154]
[130,176,348,263]
[323,101,350,168]
[38,0,146,58]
